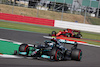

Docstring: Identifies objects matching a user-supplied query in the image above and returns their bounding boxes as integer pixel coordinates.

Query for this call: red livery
[50,29,82,38]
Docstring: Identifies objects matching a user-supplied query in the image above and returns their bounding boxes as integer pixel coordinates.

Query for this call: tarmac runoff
[0,29,100,67]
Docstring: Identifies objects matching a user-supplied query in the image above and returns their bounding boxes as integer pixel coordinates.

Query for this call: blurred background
[0,0,100,25]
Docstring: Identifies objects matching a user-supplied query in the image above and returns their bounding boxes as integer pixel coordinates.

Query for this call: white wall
[54,20,100,33]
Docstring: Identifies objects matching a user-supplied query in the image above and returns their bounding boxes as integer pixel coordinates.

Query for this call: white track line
[0,38,34,46]
[0,38,22,45]
[0,54,23,58]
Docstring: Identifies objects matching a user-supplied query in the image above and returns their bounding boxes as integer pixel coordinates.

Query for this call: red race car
[49,29,82,38]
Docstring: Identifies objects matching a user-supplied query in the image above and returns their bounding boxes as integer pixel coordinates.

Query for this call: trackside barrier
[54,20,100,33]
[0,13,100,33]
[0,13,55,26]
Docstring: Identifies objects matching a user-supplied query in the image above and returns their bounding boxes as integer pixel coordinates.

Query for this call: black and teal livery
[14,39,82,61]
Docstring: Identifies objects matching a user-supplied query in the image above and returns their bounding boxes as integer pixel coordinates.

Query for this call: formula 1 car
[49,29,82,38]
[14,39,82,61]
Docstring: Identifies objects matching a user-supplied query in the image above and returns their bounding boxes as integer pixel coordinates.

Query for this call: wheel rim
[55,50,61,61]
[78,50,82,60]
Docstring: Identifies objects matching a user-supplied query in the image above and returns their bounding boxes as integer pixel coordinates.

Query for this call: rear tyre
[77,34,82,38]
[19,44,29,56]
[71,49,82,61]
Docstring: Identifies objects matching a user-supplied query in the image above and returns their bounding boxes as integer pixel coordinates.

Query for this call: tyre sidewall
[71,49,82,61]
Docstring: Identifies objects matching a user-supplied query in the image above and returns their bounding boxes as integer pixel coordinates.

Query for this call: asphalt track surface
[0,28,100,67]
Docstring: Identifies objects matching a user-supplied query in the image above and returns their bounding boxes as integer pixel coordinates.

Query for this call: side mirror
[74,42,78,47]
[71,42,78,50]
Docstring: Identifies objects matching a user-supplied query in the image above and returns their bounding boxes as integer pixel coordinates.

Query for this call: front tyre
[71,49,82,61]
[19,44,29,56]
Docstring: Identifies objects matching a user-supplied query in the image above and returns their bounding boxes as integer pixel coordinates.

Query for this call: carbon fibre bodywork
[14,39,82,61]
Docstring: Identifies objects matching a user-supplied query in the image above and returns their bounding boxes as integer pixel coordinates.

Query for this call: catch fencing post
[37,1,39,17]
[12,0,15,14]
[84,7,87,24]
[96,0,100,17]
[61,0,65,21]
[53,0,56,11]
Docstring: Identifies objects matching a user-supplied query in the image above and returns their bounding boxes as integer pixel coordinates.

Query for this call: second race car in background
[49,29,82,38]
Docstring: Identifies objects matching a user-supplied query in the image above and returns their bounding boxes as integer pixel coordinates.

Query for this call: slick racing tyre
[19,44,29,56]
[50,48,62,61]
[71,49,82,61]
[52,31,56,36]
[77,34,82,38]
[55,49,62,61]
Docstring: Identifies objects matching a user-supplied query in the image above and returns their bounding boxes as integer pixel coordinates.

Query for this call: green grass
[0,21,100,46]
[89,17,100,25]
[0,21,62,33]
[81,32,100,40]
